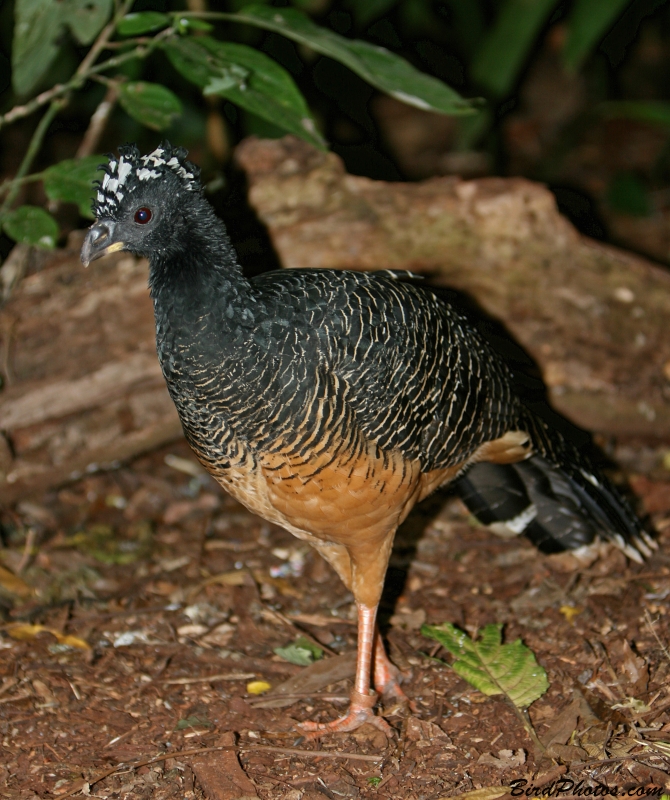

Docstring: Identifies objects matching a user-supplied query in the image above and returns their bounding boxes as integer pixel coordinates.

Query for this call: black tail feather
[453,452,654,561]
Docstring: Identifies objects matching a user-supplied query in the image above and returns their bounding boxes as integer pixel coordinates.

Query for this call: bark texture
[0,239,181,504]
[1,136,668,503]
[235,136,670,442]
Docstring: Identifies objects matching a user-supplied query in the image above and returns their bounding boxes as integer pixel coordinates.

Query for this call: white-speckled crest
[93,142,200,218]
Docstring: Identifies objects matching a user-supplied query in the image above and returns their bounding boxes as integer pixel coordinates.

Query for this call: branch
[0,0,160,131]
[0,101,62,217]
[75,83,120,159]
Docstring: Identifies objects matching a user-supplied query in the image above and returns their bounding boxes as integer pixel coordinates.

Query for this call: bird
[81,142,654,736]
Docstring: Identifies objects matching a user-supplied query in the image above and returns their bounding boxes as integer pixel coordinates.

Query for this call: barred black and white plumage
[81,142,654,735]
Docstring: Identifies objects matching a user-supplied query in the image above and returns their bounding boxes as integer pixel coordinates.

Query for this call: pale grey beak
[81,220,125,267]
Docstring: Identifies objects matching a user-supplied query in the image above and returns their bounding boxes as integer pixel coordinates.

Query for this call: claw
[297,689,393,738]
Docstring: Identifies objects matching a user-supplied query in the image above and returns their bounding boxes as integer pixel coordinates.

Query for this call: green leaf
[118,81,182,131]
[421,622,548,709]
[563,0,631,72]
[11,0,63,96]
[163,36,215,87]
[43,156,105,218]
[163,37,326,149]
[2,205,58,249]
[117,11,171,37]
[63,0,113,46]
[175,714,212,730]
[274,636,323,666]
[233,5,478,115]
[175,16,214,34]
[274,644,315,666]
[294,636,323,660]
[470,0,558,97]
[600,100,670,127]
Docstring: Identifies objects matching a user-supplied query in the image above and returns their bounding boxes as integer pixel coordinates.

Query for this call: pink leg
[373,629,417,710]
[299,604,392,737]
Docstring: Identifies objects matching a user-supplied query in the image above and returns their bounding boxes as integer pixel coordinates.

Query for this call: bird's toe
[297,689,393,738]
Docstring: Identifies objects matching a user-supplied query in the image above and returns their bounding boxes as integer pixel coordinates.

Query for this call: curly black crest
[92,141,201,219]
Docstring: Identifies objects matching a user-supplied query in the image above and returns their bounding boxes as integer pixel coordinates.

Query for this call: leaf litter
[0,438,669,798]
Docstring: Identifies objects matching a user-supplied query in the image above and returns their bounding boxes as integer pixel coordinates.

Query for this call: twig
[0,0,132,134]
[644,608,670,664]
[514,705,546,756]
[76,84,120,159]
[0,101,62,216]
[163,672,256,685]
[0,0,165,141]
[56,742,385,797]
[248,692,349,704]
[16,526,38,574]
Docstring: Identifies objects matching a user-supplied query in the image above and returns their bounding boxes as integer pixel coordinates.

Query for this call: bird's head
[81,142,202,267]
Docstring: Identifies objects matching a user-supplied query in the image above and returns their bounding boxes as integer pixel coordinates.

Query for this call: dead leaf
[249,652,356,709]
[617,639,649,693]
[247,681,272,695]
[5,623,90,650]
[544,742,589,762]
[406,716,451,744]
[441,787,512,800]
[191,731,258,799]
[477,749,526,769]
[559,605,582,623]
[540,696,583,749]
[389,607,426,630]
[200,623,235,647]
[0,564,34,599]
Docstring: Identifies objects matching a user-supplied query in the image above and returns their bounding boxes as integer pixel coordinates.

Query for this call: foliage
[274,635,323,665]
[0,0,478,249]
[421,622,548,709]
[0,0,658,250]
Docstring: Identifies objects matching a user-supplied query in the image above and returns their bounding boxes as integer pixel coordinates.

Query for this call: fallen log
[0,238,181,504]
[235,136,670,441]
[1,136,668,504]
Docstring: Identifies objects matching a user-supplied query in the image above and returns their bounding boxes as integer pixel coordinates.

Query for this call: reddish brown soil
[1,439,669,800]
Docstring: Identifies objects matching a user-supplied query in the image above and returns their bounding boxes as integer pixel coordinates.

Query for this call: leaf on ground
[250,651,356,709]
[246,680,271,695]
[274,636,323,666]
[63,523,152,565]
[421,622,548,708]
[175,715,212,730]
[442,787,512,800]
[5,623,90,650]
[477,749,525,769]
[0,564,34,599]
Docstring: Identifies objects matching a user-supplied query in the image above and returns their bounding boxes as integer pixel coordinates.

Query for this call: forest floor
[1,437,670,800]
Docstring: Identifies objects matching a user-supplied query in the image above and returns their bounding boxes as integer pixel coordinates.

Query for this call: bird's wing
[320,271,523,471]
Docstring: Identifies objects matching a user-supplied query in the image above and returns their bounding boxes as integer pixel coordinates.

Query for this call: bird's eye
[134,207,152,224]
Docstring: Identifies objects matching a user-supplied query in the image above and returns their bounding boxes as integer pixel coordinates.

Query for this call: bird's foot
[374,653,418,713]
[298,690,392,738]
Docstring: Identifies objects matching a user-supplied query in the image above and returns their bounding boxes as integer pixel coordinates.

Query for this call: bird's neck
[150,207,254,319]
[149,209,258,367]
